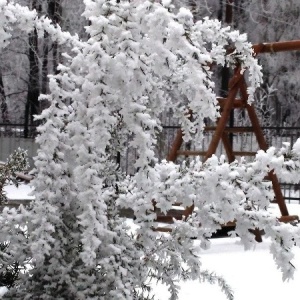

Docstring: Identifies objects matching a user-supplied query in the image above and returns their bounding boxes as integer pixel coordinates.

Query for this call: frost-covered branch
[0,1,298,300]
[0,0,80,53]
[120,141,300,282]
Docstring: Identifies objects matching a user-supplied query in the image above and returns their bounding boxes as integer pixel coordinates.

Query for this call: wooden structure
[154,40,300,233]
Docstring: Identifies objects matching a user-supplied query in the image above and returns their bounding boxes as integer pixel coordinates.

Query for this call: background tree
[0,0,86,126]
[237,0,300,126]
[2,0,299,127]
[0,149,28,288]
[0,66,9,123]
[176,0,300,126]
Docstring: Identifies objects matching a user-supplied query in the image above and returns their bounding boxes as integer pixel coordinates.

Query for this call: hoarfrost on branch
[0,1,299,299]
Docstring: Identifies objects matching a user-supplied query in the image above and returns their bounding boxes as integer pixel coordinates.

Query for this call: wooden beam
[152,227,172,233]
[278,215,299,223]
[239,78,289,217]
[232,151,257,156]
[217,98,246,109]
[239,79,268,150]
[204,72,241,161]
[167,129,183,162]
[221,132,235,163]
[253,40,300,54]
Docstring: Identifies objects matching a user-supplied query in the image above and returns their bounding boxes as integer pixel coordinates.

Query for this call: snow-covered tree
[1,1,300,300]
[0,0,86,124]
[230,0,300,126]
[0,148,28,288]
[176,0,300,126]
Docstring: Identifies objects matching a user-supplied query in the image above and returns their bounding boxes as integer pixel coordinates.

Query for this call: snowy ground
[3,184,300,300]
[149,202,300,300]
[3,183,34,200]
[155,237,300,300]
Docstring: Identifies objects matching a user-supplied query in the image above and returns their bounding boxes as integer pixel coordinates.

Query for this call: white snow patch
[154,237,300,300]
[3,183,34,200]
[0,287,8,298]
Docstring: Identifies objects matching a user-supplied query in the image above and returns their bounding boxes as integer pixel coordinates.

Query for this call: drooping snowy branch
[0,1,37,50]
[0,1,299,300]
[120,140,300,282]
[0,0,80,54]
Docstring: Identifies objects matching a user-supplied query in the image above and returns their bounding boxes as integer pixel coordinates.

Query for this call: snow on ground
[155,203,300,299]
[3,184,300,300]
[3,183,34,200]
[155,237,300,300]
[0,288,8,298]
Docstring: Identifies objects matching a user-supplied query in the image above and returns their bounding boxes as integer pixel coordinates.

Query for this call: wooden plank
[172,202,183,206]
[176,150,206,156]
[167,129,183,162]
[221,221,236,227]
[152,227,172,232]
[183,204,194,219]
[239,80,269,150]
[153,215,299,234]
[278,215,299,223]
[253,40,300,54]
[204,71,241,161]
[249,228,263,243]
[232,151,257,156]
[245,108,269,149]
[152,200,184,208]
[221,132,235,163]
[155,215,183,223]
[217,98,246,108]
[226,40,300,56]
[239,78,289,217]
[166,110,193,162]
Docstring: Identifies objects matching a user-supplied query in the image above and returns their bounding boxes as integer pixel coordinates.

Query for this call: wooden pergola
[154,40,300,235]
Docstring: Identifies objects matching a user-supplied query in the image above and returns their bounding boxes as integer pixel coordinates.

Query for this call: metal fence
[1,122,300,203]
[0,123,37,138]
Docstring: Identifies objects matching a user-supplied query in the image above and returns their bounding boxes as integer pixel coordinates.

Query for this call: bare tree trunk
[24,0,40,138]
[41,31,49,95]
[0,67,9,123]
[49,0,62,74]
[40,0,62,113]
[40,29,50,112]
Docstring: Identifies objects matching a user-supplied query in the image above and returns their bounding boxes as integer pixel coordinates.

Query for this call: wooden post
[239,78,289,216]
[253,40,300,54]
[167,129,183,162]
[204,70,241,161]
